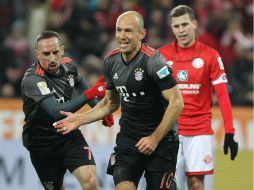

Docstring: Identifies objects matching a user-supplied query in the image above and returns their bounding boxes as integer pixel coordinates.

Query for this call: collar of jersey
[172,40,201,61]
[120,48,141,66]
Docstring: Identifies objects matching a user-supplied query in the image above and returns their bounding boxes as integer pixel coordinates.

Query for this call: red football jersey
[159,40,228,135]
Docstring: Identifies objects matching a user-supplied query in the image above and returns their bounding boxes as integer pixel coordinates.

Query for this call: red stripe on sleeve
[141,45,155,57]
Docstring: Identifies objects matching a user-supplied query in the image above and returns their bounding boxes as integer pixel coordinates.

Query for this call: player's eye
[42,52,50,56]
[125,29,133,33]
[53,51,59,55]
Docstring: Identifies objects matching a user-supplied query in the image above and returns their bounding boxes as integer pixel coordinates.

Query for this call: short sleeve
[22,75,54,102]
[147,53,176,91]
[103,57,115,90]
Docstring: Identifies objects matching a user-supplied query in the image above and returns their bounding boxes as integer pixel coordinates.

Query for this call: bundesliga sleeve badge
[37,81,50,95]
[156,66,170,79]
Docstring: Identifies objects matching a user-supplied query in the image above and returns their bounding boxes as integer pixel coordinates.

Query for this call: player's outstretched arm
[54,89,120,135]
[53,111,81,134]
[77,75,114,127]
[40,76,106,120]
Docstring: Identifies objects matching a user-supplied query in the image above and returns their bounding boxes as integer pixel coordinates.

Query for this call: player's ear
[193,19,198,30]
[139,29,146,40]
[60,45,65,56]
[35,49,39,58]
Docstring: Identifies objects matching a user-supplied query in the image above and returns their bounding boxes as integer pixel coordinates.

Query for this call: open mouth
[49,66,57,70]
[48,64,59,73]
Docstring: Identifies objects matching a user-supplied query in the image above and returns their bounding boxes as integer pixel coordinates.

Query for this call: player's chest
[168,58,208,84]
[49,73,74,87]
[111,62,149,92]
[46,73,76,97]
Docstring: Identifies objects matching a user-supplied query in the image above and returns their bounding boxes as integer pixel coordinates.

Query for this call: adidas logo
[113,73,118,79]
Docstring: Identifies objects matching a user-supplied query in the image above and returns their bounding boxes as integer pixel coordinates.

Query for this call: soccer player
[21,30,114,190]
[158,5,238,190]
[53,11,184,190]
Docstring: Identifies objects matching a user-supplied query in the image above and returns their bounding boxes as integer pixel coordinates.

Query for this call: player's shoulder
[158,41,174,52]
[158,41,175,57]
[140,43,157,58]
[104,49,121,67]
[105,48,121,59]
[61,56,73,64]
[197,41,218,56]
[61,56,77,68]
[60,56,79,73]
[22,64,45,87]
[23,63,45,79]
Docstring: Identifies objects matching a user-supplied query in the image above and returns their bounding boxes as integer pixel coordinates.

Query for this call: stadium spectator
[0,1,252,106]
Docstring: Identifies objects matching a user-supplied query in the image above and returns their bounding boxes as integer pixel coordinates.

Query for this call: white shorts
[177,135,214,176]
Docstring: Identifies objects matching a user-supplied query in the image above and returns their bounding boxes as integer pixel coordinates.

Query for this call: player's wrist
[151,131,162,144]
[75,114,82,128]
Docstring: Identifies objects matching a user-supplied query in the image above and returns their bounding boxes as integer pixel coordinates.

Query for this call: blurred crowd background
[0,0,253,106]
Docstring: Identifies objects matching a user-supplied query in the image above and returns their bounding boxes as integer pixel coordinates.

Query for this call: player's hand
[223,133,238,160]
[135,135,159,155]
[84,75,105,100]
[53,111,80,135]
[102,114,114,127]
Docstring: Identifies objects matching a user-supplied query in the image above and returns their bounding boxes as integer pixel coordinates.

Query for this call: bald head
[117,11,144,31]
[115,11,146,61]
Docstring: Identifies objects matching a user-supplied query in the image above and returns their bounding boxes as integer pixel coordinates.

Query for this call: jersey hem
[179,131,214,136]
[186,170,214,176]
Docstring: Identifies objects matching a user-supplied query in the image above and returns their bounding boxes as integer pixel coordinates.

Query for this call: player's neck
[177,40,196,51]
[177,39,196,49]
[122,43,141,62]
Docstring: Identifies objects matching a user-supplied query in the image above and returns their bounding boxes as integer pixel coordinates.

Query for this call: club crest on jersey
[156,66,170,79]
[37,81,50,95]
[134,68,144,81]
[192,58,204,69]
[67,75,75,87]
[177,70,188,81]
